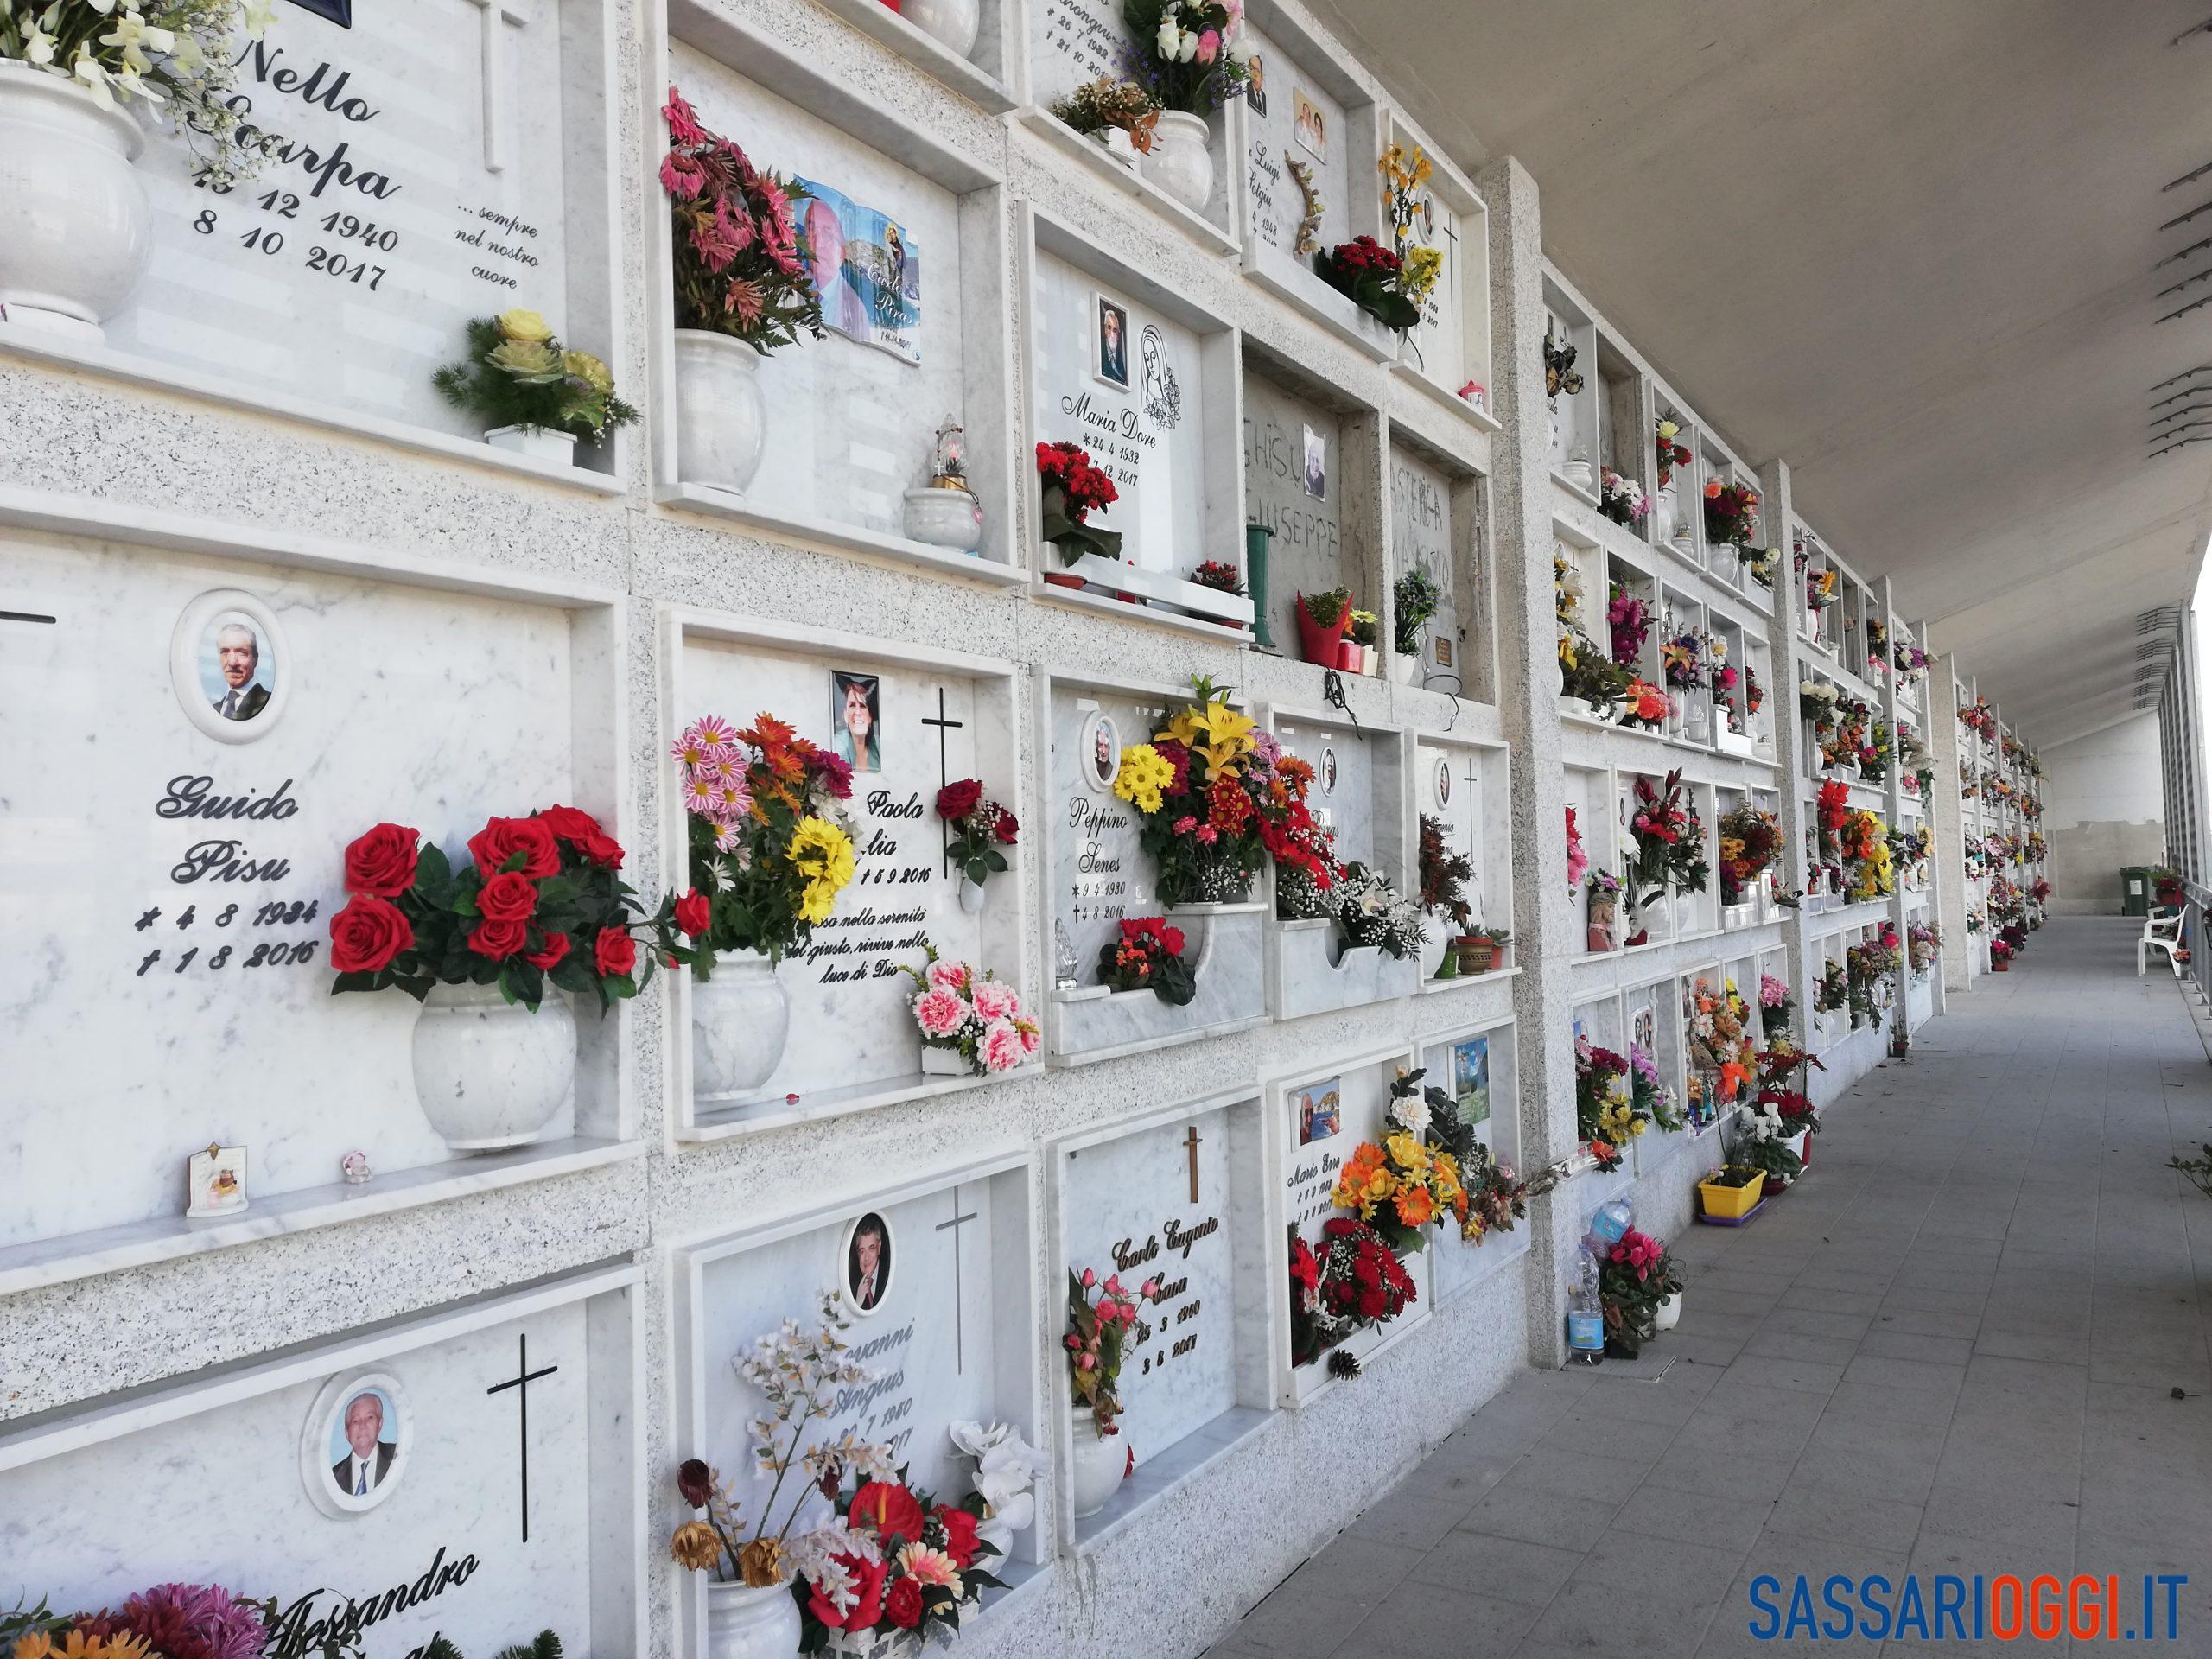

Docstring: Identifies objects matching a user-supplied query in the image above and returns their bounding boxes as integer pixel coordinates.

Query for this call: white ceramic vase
[1068,1410,1124,1519]
[486,423,577,464]
[1652,482,1678,546]
[919,1043,970,1077]
[674,329,767,493]
[705,1580,804,1659]
[0,64,152,343]
[1562,451,1593,491]
[1652,1293,1681,1332]
[410,982,576,1152]
[899,0,979,56]
[903,486,982,551]
[691,951,791,1099]
[958,875,987,912]
[1144,111,1214,213]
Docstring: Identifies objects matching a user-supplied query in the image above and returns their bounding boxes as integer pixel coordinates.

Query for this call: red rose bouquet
[1654,417,1692,490]
[1288,1217,1419,1370]
[329,806,690,1013]
[1096,917,1197,1005]
[661,89,823,353]
[936,777,1017,894]
[1037,440,1122,564]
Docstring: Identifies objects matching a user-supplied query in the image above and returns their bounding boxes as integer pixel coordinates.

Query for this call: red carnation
[329,894,412,974]
[477,869,539,924]
[675,888,712,938]
[525,931,570,970]
[594,925,638,978]
[937,779,983,822]
[884,1575,924,1630]
[341,822,420,897]
[468,815,560,880]
[537,803,603,846]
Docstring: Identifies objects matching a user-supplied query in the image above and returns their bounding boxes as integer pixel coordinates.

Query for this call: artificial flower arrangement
[1710,647,1740,717]
[1329,1068,1471,1251]
[1630,1039,1686,1133]
[1606,579,1652,668]
[1417,814,1474,939]
[1813,959,1847,1018]
[1653,417,1692,492]
[1685,977,1753,1106]
[1599,468,1649,527]
[1908,920,1941,977]
[946,1421,1045,1545]
[1565,805,1590,895]
[0,1581,287,1659]
[1283,857,1427,962]
[1959,696,1999,741]
[2024,831,2048,864]
[1574,1035,1644,1171]
[1189,560,1248,600]
[1097,917,1197,1004]
[1717,804,1781,906]
[329,809,691,1011]
[1617,677,1675,733]
[1840,809,1894,901]
[1661,626,1707,695]
[1315,235,1422,337]
[1894,639,1930,681]
[1855,716,1895,784]
[903,948,1039,1076]
[936,779,1018,893]
[1814,777,1852,859]
[1627,769,1709,896]
[1036,440,1122,564]
[1287,1217,1419,1374]
[1844,933,1897,1028]
[1556,555,1634,711]
[1392,569,1442,660]
[2030,878,2052,904]
[664,91,823,351]
[1121,0,1252,111]
[1888,823,1932,885]
[1732,1102,1805,1190]
[1047,76,1160,151]
[1758,971,1796,1039]
[1988,936,2014,968]
[1348,608,1381,654]
[673,713,859,976]
[1702,480,1759,549]
[1543,329,1585,405]
[1798,677,1840,728]
[1597,1225,1682,1357]
[1066,1266,1166,1432]
[1379,143,1445,314]
[1743,543,1781,588]
[433,309,638,445]
[3,0,271,183]
[789,1469,1007,1647]
[1805,563,1840,613]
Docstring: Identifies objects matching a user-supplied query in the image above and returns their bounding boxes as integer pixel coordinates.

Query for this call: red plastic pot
[1337,638,1364,671]
[1294,593,1349,666]
[1763,1175,1788,1197]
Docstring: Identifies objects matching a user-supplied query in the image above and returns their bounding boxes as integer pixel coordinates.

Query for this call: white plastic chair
[2139,906,2185,977]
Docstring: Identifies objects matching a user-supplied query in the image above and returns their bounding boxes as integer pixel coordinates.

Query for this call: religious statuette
[1054,919,1081,990]
[185,1142,248,1218]
[341,1150,372,1186]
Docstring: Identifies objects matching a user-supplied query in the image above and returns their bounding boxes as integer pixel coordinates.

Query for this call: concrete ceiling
[1308,0,2212,746]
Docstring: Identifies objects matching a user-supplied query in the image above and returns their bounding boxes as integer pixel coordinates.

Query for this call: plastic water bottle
[1587,1198,1633,1250]
[1567,1249,1605,1365]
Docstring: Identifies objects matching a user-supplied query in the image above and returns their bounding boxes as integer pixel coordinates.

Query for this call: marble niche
[663,41,1015,566]
[1027,229,1251,631]
[1050,1094,1273,1547]
[0,528,620,1274]
[0,1266,641,1656]
[1622,976,1688,1175]
[672,619,1030,1136]
[671,1157,1041,1643]
[1389,442,1470,692]
[1267,705,1418,1019]
[1411,734,1511,982]
[1384,123,1493,414]
[1269,1047,1431,1406]
[1039,674,1268,1065]
[1416,1020,1525,1301]
[1243,368,1369,658]
[77,0,619,461]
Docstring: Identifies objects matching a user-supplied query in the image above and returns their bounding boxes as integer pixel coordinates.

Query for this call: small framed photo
[169,588,291,744]
[301,1371,410,1518]
[1434,756,1453,810]
[1631,1006,1656,1052]
[1244,52,1268,116]
[1301,424,1327,501]
[1080,709,1120,795]
[831,669,883,775]
[842,1211,895,1315]
[185,1142,248,1217]
[1450,1038,1490,1127]
[1295,1078,1341,1146]
[1319,745,1338,796]
[1293,88,1325,157]
[1095,295,1130,390]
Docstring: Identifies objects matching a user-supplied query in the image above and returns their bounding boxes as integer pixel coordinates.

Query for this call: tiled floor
[1205,918,2212,1656]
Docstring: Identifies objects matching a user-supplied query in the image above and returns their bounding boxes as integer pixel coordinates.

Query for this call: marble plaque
[1030,0,1132,109]
[1402,175,1471,385]
[1420,1022,1521,1301]
[0,1287,620,1656]
[678,635,1020,1115]
[1242,28,1350,258]
[1244,374,1344,652]
[1048,683,1164,973]
[0,533,607,1252]
[1272,711,1376,869]
[1414,739,1497,931]
[674,48,971,537]
[1391,448,1461,682]
[684,1166,1031,1537]
[101,0,598,435]
[1033,251,1205,583]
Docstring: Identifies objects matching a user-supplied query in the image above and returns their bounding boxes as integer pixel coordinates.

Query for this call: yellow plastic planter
[1698,1168,1766,1221]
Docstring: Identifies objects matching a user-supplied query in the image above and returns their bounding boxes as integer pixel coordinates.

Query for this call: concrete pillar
[1930,654,1974,991]
[1755,459,1818,1044]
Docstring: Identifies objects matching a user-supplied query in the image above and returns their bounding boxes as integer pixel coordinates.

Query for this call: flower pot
[674,329,767,493]
[1652,483,1678,547]
[1245,523,1275,649]
[409,981,576,1153]
[1762,1174,1788,1197]
[1419,925,1448,981]
[1337,638,1365,672]
[903,486,982,551]
[0,63,152,343]
[1041,570,1086,590]
[1144,110,1214,213]
[1295,599,1349,667]
[1697,1170,1765,1221]
[692,950,791,1099]
[1391,650,1419,685]
[919,1043,971,1077]
[958,874,986,912]
[706,1579,804,1659]
[486,423,577,464]
[1652,1292,1681,1332]
[899,0,979,57]
[1453,936,1497,975]
[1068,1409,1125,1519]
[1561,451,1592,492]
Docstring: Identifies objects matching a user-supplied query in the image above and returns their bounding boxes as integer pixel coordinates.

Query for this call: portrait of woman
[832,670,883,773]
[1082,711,1119,793]
[1319,746,1338,795]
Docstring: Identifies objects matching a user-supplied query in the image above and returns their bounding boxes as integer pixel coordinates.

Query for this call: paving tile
[1523,1533,1747,1658]
[1842,1354,1970,1395]
[1611,1481,1776,1554]
[1343,1490,1474,1552]
[1406,1528,1584,1605]
[1331,1580,1541,1658]
[1855,1329,1974,1367]
[1455,1478,1625,1554]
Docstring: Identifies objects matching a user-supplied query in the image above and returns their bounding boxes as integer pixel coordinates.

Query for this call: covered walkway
[1208,918,2212,1656]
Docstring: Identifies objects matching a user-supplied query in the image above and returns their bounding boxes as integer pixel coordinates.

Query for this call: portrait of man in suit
[845,1212,892,1314]
[209,620,271,722]
[330,1389,397,1498]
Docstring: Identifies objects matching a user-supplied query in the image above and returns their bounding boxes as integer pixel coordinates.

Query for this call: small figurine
[1053,920,1080,991]
[1586,894,1616,954]
[186,1143,249,1218]
[341,1150,372,1186]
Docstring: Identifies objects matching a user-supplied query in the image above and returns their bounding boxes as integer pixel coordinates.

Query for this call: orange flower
[1395,1184,1437,1227]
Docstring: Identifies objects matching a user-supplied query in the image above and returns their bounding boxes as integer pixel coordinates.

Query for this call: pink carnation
[915,986,969,1039]
[1018,1020,1041,1057]
[926,957,971,993]
[980,1020,1027,1072]
[971,979,1021,1023]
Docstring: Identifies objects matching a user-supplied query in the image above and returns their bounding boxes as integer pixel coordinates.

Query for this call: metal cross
[921,685,965,874]
[934,1185,982,1371]
[485,1332,559,1541]
[1182,1123,1203,1203]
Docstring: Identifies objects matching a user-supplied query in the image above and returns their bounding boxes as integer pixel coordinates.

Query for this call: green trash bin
[2121,867,2152,918]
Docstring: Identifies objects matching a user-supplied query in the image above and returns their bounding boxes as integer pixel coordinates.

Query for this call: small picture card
[186,1142,248,1217]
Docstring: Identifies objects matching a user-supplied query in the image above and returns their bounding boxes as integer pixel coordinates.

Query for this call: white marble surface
[1241,23,1352,259]
[1271,922,1421,1020]
[1418,1020,1522,1303]
[0,533,605,1251]
[1393,452,1463,684]
[1243,374,1346,652]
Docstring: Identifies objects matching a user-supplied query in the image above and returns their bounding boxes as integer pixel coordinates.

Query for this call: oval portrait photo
[842,1210,895,1316]
[299,1370,411,1518]
[1081,711,1119,795]
[170,588,292,745]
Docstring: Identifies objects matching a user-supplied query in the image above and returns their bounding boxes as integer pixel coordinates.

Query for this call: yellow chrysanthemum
[1113,743,1175,815]
[786,816,855,919]
[1385,1132,1430,1176]
[1402,245,1442,305]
